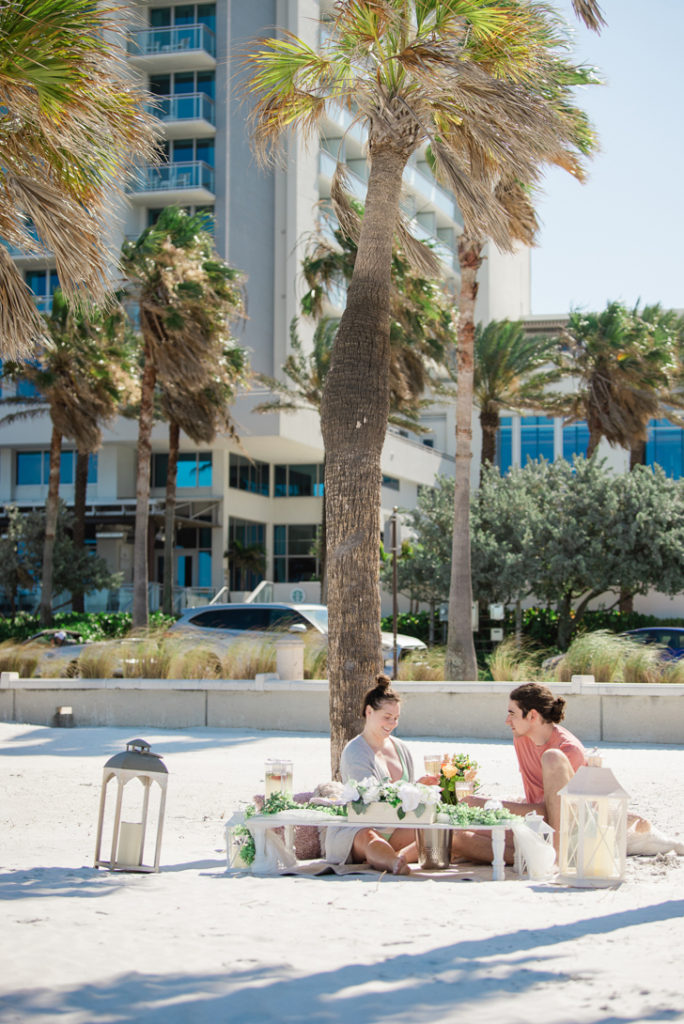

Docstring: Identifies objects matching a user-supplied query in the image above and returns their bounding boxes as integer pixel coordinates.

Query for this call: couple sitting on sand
[323,675,657,875]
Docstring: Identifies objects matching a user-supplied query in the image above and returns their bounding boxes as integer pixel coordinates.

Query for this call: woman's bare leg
[351,828,412,874]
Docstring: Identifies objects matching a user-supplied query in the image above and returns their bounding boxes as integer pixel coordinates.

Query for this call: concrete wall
[2,674,683,744]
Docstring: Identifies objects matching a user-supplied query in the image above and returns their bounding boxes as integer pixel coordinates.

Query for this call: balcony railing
[129,160,215,195]
[147,92,215,126]
[128,23,216,59]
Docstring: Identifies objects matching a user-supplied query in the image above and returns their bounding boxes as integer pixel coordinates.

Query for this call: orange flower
[441,764,458,779]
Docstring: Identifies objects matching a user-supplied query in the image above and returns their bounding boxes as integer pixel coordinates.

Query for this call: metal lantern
[558,764,629,887]
[94,738,169,873]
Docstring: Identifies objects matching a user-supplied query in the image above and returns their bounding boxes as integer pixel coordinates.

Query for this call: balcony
[127,24,216,71]
[127,161,216,204]
[147,92,216,139]
[1,226,53,265]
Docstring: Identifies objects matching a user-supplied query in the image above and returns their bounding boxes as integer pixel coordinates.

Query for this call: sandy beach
[2,721,684,1024]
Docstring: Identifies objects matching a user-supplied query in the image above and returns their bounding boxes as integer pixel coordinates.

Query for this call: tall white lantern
[94,738,169,873]
[558,763,629,887]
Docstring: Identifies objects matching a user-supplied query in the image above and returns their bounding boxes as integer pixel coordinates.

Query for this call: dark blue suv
[624,627,684,660]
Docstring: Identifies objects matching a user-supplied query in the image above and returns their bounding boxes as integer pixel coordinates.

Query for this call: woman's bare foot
[391,855,411,876]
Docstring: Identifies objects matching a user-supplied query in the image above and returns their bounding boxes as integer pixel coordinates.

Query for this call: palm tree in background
[548,302,684,459]
[121,207,247,627]
[474,320,559,466]
[0,291,135,623]
[243,0,601,764]
[159,342,249,616]
[0,0,159,357]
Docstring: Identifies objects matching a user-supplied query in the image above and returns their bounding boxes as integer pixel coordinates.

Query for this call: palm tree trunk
[319,455,327,605]
[132,342,157,628]
[71,450,89,613]
[445,235,481,680]
[479,408,499,465]
[40,426,62,626]
[162,421,180,616]
[320,146,403,776]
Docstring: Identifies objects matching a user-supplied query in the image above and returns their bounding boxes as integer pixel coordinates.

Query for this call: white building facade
[1,0,532,613]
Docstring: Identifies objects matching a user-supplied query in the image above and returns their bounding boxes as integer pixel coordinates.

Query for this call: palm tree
[549,302,684,458]
[0,0,159,358]
[474,320,558,465]
[121,207,247,627]
[243,1,601,765]
[159,344,249,615]
[0,290,134,623]
[300,211,455,424]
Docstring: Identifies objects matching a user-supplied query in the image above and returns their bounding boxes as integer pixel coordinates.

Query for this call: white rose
[340,781,360,803]
[397,781,421,813]
[422,784,442,806]
[361,781,382,804]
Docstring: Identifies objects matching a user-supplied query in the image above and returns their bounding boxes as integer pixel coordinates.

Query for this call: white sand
[2,721,684,1024]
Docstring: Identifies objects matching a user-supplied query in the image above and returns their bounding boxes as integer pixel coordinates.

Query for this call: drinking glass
[424,754,442,777]
[264,758,294,798]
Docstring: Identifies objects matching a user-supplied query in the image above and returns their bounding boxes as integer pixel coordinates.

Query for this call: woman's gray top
[322,734,415,864]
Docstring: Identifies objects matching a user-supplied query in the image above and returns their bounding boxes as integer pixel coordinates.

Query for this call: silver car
[168,602,426,676]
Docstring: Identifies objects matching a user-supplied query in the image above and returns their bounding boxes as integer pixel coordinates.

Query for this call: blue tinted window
[563,421,590,461]
[198,550,212,587]
[16,451,43,484]
[197,452,212,486]
[177,453,198,487]
[496,416,513,473]
[521,415,554,464]
[60,451,74,484]
[274,525,286,556]
[87,454,98,484]
[16,378,40,398]
[646,419,684,479]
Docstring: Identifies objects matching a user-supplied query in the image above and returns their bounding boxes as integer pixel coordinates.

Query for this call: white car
[168,602,426,676]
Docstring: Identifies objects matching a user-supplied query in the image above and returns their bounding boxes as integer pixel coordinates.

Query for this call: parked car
[167,602,427,676]
[21,629,88,676]
[622,627,684,660]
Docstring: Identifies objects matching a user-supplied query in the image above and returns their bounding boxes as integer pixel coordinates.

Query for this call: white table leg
[491,825,506,881]
[250,824,268,874]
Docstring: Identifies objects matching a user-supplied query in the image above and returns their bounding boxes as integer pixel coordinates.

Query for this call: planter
[346,801,436,825]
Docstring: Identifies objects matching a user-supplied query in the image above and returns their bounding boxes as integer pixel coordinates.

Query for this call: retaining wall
[1,673,683,744]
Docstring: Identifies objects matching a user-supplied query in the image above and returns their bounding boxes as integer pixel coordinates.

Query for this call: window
[646,419,684,479]
[25,269,59,313]
[382,475,400,491]
[155,521,212,589]
[274,464,324,497]
[229,454,269,496]
[496,416,513,473]
[227,518,265,592]
[563,421,590,462]
[152,452,211,488]
[273,524,318,582]
[520,415,554,464]
[150,4,215,31]
[150,70,215,100]
[16,451,97,486]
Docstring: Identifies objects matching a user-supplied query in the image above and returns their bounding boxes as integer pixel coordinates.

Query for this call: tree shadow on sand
[3,900,683,1023]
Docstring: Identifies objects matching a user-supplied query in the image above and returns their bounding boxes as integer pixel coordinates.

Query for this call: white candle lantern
[94,738,169,873]
[558,764,629,887]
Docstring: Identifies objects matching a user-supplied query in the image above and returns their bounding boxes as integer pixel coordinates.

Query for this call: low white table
[225,810,518,881]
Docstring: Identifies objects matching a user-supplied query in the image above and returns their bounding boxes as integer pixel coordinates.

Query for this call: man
[451,682,654,864]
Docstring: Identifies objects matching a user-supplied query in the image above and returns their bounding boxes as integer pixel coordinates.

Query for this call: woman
[324,675,432,875]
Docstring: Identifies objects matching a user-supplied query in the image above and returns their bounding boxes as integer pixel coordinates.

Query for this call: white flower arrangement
[342,777,441,821]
